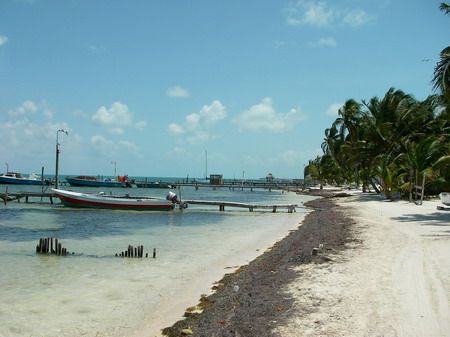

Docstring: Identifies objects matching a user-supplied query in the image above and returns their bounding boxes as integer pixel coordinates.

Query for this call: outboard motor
[166,191,180,204]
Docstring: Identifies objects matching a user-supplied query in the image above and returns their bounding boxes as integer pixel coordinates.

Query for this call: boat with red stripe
[52,189,177,211]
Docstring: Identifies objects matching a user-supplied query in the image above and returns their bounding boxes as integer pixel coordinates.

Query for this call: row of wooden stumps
[36,237,72,256]
[115,245,156,258]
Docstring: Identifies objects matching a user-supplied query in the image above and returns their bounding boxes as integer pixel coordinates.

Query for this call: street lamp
[55,129,68,189]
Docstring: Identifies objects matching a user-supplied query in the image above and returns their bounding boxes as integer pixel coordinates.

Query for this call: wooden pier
[0,191,56,205]
[183,199,298,213]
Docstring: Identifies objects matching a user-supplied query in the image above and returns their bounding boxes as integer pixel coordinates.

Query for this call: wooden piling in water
[116,244,150,258]
[35,237,71,256]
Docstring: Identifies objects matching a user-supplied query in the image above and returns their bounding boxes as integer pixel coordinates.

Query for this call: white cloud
[92,101,145,133]
[118,140,139,155]
[134,121,147,130]
[168,123,184,135]
[326,102,343,116]
[342,9,371,27]
[233,97,306,133]
[309,36,337,48]
[199,100,227,125]
[0,35,8,46]
[0,112,73,161]
[284,1,371,27]
[285,0,333,27]
[168,100,227,144]
[166,85,190,98]
[9,100,38,116]
[90,135,140,157]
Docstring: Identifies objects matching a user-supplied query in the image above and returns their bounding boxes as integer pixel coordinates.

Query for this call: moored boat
[65,175,129,188]
[0,172,47,185]
[52,188,176,211]
[439,192,450,206]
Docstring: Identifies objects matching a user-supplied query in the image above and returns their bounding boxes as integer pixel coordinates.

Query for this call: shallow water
[0,185,313,337]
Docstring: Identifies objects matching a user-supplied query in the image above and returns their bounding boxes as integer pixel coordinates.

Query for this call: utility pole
[205,150,208,180]
[55,129,68,189]
[111,161,117,177]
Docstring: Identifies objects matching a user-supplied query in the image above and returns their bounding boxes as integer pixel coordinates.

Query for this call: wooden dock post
[3,187,7,205]
[115,245,150,258]
[36,237,71,256]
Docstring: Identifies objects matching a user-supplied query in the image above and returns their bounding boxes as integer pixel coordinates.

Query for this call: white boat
[52,189,177,211]
[439,192,450,206]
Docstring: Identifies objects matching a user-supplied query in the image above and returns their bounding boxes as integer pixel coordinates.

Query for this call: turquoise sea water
[0,184,314,337]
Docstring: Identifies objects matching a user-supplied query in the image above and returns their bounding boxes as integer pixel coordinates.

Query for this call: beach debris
[36,237,72,256]
[115,245,156,258]
[311,247,319,256]
[180,327,193,335]
[184,305,203,317]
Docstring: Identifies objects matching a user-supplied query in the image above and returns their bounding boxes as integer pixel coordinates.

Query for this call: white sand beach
[276,193,450,337]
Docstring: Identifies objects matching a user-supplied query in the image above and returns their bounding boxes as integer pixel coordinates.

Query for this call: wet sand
[161,194,354,337]
[161,191,450,337]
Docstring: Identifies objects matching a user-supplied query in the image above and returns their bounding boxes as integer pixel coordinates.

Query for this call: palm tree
[375,153,403,199]
[433,3,450,103]
[440,2,450,14]
[400,137,448,200]
[432,46,450,97]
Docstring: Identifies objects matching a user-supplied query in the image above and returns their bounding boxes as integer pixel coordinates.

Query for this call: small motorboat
[0,172,47,185]
[52,189,179,211]
[439,192,450,206]
[65,175,129,188]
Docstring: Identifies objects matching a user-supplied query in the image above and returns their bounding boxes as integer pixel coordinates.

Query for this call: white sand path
[276,193,450,337]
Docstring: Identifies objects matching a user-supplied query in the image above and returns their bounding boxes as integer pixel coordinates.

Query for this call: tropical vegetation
[305,3,450,199]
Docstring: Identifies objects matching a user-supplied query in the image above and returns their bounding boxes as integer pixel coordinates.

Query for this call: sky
[0,0,448,179]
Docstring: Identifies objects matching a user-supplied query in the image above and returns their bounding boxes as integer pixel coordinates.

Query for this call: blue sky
[0,0,448,179]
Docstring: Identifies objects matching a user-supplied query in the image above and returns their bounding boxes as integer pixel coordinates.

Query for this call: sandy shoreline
[162,191,450,337]
[277,193,450,337]
[133,203,312,337]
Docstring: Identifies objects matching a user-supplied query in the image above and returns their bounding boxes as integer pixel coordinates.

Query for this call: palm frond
[432,46,450,95]
[440,3,450,14]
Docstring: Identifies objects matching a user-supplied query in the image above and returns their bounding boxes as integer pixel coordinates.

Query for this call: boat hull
[0,176,44,185]
[65,177,126,188]
[440,192,450,206]
[53,189,174,211]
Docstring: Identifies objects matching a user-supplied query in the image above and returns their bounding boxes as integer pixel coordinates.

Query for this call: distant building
[266,173,274,182]
[209,174,223,185]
